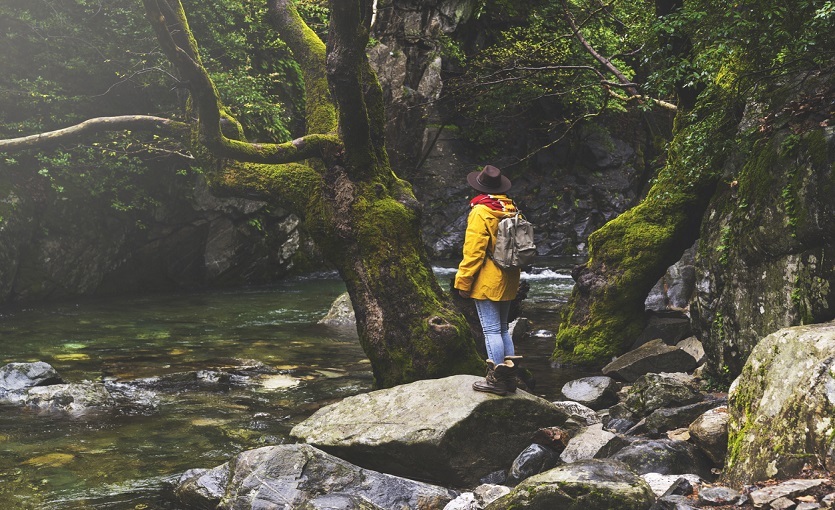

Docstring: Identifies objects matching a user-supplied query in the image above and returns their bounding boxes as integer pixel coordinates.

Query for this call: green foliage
[294,0,330,41]
[447,0,656,156]
[0,0,308,220]
[645,0,835,104]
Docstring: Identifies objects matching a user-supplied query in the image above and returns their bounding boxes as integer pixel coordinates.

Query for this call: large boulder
[291,374,569,486]
[175,444,457,509]
[723,322,835,486]
[484,459,656,510]
[692,117,835,382]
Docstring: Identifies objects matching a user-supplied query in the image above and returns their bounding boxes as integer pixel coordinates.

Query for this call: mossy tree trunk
[1,0,485,387]
[554,101,740,365]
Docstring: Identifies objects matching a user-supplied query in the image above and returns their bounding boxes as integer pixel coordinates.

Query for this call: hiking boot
[504,356,535,392]
[493,360,518,394]
[472,360,509,396]
[503,356,523,393]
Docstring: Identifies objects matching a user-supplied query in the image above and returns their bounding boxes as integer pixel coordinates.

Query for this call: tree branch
[0,116,189,151]
[268,0,338,135]
[561,0,639,97]
[142,0,340,164]
[327,0,376,172]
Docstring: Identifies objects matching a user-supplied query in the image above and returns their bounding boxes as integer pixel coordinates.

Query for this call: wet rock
[291,374,569,486]
[550,401,601,426]
[698,485,742,506]
[24,382,114,415]
[645,245,697,314]
[0,362,63,391]
[748,479,827,508]
[603,340,698,382]
[510,317,530,342]
[176,466,230,508]
[479,470,507,486]
[318,292,356,326]
[506,444,561,486]
[724,323,835,486]
[560,376,619,410]
[624,372,703,417]
[485,459,655,510]
[175,444,456,510]
[611,439,714,480]
[688,406,729,465]
[559,423,629,464]
[638,398,727,436]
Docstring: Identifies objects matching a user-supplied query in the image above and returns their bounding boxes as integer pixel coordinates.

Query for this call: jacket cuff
[454,275,473,291]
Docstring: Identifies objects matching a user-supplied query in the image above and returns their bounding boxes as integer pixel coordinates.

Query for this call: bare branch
[0,116,188,152]
[561,0,638,97]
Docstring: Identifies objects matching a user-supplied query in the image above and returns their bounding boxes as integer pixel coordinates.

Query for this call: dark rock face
[692,109,835,381]
[0,172,312,305]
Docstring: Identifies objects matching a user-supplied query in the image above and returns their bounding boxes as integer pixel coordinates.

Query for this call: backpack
[491,213,536,269]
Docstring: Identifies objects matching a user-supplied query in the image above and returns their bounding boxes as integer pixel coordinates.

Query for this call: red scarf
[469,194,517,212]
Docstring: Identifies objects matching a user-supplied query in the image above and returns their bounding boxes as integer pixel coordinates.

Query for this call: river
[0,259,585,509]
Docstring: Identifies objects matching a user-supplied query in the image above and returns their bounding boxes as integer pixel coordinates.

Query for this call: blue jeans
[474,299,514,363]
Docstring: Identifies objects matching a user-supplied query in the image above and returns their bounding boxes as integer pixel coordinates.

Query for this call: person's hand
[458,289,471,298]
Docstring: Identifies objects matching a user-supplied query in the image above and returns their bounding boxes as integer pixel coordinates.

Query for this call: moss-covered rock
[723,321,835,487]
[484,459,655,510]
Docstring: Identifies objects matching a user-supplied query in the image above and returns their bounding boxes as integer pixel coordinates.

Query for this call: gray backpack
[491,213,536,269]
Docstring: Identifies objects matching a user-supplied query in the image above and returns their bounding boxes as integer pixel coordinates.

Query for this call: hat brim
[467,171,512,193]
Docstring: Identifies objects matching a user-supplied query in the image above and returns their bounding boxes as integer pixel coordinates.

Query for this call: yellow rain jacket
[454,201,521,301]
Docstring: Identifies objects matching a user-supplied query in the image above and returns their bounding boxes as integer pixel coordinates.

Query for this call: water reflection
[0,259,582,509]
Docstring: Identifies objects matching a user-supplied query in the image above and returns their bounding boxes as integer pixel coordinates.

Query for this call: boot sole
[472,381,508,396]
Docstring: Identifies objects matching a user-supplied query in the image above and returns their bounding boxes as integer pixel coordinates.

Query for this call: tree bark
[144,0,486,386]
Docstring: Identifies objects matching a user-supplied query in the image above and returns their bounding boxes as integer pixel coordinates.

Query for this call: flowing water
[0,259,586,509]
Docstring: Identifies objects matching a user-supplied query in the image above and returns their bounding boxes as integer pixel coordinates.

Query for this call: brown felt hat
[467,165,512,193]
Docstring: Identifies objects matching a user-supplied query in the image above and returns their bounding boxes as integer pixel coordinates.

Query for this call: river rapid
[0,259,584,509]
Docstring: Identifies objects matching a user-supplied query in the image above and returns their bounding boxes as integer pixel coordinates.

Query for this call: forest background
[1,0,833,389]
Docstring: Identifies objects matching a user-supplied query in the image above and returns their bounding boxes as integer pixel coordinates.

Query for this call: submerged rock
[291,374,569,486]
[485,459,655,510]
[175,443,456,509]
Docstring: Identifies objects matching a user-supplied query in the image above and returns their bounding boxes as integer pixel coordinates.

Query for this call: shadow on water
[0,259,588,509]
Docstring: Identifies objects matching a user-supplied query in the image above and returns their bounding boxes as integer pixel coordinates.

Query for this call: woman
[454,164,522,396]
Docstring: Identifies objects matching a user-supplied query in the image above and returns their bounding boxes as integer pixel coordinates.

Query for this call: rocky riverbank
[6,318,835,509]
